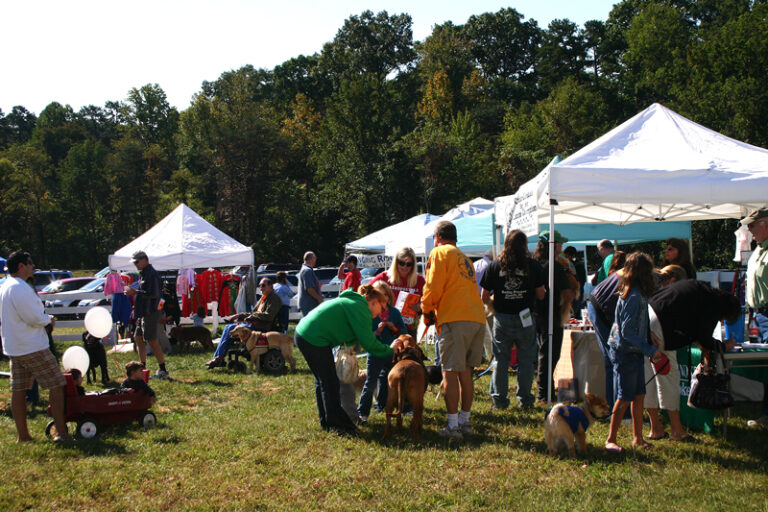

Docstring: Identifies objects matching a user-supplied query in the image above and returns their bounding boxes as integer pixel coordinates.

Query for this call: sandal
[53,433,73,443]
[648,432,668,440]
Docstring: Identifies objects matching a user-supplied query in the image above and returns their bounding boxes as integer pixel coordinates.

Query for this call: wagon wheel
[233,360,248,374]
[227,360,238,371]
[76,418,99,439]
[261,348,285,374]
[139,411,157,428]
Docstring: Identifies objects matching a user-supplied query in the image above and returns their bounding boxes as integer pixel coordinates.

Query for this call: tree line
[2,0,767,271]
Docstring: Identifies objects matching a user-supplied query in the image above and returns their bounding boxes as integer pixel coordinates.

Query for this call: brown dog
[382,334,428,441]
[169,326,214,351]
[231,325,296,374]
[544,393,611,456]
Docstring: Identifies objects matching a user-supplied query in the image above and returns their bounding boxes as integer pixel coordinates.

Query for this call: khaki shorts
[136,310,162,340]
[10,349,66,392]
[644,314,680,410]
[437,321,486,372]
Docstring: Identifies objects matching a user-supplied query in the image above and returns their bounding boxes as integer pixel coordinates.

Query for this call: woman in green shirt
[295,284,394,436]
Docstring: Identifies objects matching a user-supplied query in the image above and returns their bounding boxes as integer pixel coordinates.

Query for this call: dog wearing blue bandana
[545,393,611,456]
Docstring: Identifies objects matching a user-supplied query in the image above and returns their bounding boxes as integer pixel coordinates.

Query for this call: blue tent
[455,210,692,256]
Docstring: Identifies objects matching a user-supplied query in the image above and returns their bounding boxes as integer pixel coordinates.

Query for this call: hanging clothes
[104,272,124,296]
[112,293,133,327]
[245,267,256,310]
[176,268,196,296]
[218,274,241,316]
[199,268,223,305]
[234,279,247,313]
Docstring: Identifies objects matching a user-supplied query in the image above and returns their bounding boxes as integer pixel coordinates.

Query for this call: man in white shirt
[0,251,70,442]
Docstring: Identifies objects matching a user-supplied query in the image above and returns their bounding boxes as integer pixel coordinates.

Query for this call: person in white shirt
[0,251,70,442]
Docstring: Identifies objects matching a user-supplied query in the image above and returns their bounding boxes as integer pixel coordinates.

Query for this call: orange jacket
[422,244,485,327]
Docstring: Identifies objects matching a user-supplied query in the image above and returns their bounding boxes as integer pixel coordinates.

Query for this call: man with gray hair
[591,239,615,285]
[298,251,323,316]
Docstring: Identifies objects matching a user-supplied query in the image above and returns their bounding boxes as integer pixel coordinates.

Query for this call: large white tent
[496,103,768,236]
[109,204,254,271]
[495,103,768,403]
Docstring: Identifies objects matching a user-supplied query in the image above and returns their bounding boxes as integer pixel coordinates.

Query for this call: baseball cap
[740,206,768,226]
[539,230,568,243]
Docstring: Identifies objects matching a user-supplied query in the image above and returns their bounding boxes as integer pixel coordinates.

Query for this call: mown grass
[2,334,767,512]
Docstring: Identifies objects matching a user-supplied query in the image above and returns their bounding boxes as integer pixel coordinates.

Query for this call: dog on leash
[81,332,109,385]
[169,326,214,352]
[382,334,428,441]
[544,393,611,456]
[230,325,296,374]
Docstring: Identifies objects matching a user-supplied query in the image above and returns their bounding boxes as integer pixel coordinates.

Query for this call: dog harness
[550,406,590,433]
[254,334,268,347]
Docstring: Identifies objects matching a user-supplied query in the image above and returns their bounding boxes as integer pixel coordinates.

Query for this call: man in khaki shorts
[0,251,70,442]
[422,221,487,440]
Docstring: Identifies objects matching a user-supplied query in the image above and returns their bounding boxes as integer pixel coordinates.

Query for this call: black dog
[425,365,443,386]
[82,332,110,384]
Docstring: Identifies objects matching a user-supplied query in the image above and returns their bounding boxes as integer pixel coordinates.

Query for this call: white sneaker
[151,369,169,380]
[438,425,463,440]
[747,415,768,428]
[359,416,368,424]
[458,422,474,435]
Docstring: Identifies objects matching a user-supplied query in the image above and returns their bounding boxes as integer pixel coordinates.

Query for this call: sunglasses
[259,283,270,288]
[397,260,414,268]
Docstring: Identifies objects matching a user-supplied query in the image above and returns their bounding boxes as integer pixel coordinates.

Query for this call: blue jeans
[278,305,290,333]
[490,312,537,408]
[295,334,357,432]
[358,356,393,417]
[588,301,615,405]
[214,323,238,358]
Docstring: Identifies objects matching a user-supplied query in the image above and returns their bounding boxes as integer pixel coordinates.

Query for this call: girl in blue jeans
[357,281,406,422]
[604,252,662,452]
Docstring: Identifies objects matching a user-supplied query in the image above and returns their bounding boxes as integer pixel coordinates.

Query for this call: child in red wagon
[121,361,156,405]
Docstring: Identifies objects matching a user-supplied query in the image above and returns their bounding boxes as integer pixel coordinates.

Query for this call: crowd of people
[2,206,767,445]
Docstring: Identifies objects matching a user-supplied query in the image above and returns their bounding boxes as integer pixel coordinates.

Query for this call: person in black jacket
[646,278,739,441]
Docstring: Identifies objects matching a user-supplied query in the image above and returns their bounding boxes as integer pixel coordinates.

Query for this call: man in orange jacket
[422,221,486,440]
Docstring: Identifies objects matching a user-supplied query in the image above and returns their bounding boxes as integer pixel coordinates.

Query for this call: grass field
[2,334,767,512]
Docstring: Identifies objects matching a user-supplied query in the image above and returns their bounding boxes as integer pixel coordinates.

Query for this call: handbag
[335,345,359,384]
[687,344,734,410]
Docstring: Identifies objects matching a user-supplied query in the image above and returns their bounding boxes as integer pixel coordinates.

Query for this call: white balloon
[62,346,90,376]
[84,306,113,338]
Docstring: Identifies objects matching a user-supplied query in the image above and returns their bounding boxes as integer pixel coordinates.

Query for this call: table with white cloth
[552,329,606,401]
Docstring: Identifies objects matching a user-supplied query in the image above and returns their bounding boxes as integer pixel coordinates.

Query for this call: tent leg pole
[548,205,555,407]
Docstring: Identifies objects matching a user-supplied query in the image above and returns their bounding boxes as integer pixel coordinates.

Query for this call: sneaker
[437,425,463,441]
[206,357,225,369]
[151,369,169,380]
[458,422,474,435]
[359,416,368,425]
[747,415,768,428]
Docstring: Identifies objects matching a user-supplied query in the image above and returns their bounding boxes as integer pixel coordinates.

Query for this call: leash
[645,357,670,386]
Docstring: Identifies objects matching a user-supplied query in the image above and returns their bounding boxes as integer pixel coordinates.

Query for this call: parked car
[256,263,301,273]
[32,270,74,292]
[38,277,96,296]
[94,266,111,278]
[46,278,106,319]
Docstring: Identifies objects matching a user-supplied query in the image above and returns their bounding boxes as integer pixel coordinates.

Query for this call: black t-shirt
[480,258,545,314]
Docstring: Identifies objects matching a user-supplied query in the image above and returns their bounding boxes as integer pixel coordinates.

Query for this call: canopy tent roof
[384,197,495,256]
[345,213,441,253]
[108,204,254,271]
[496,103,768,233]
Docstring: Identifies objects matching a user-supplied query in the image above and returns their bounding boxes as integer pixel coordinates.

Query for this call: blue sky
[0,0,618,114]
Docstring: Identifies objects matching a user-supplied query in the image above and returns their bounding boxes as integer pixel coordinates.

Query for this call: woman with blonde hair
[371,247,426,334]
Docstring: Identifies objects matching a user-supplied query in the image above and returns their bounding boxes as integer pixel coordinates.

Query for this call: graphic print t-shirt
[480,258,544,314]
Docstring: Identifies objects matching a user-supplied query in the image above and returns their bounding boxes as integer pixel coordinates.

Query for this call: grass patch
[1,339,767,511]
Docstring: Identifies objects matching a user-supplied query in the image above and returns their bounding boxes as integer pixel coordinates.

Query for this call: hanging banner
[350,253,393,269]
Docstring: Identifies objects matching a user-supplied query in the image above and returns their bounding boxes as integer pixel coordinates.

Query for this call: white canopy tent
[345,213,441,253]
[109,203,254,271]
[496,103,768,403]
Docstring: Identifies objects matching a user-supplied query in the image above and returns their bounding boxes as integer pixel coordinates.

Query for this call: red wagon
[46,372,157,439]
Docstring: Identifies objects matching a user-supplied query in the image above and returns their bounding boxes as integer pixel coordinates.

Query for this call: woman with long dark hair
[480,230,545,409]
[663,238,696,279]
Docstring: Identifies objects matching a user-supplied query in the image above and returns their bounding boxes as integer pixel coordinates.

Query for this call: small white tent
[108,204,254,271]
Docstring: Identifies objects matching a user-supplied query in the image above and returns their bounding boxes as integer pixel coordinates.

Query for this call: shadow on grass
[169,378,234,388]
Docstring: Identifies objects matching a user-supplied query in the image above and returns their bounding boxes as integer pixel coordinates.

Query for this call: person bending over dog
[294,285,394,437]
